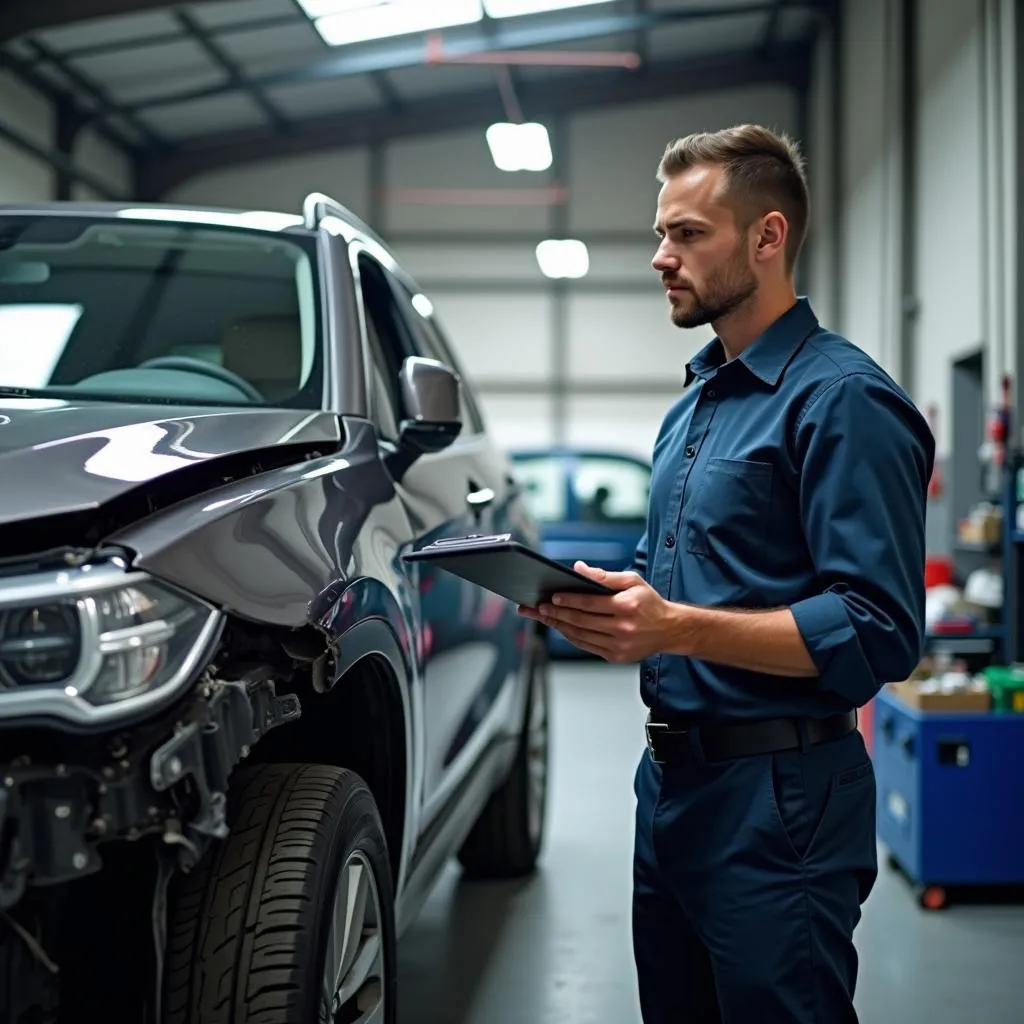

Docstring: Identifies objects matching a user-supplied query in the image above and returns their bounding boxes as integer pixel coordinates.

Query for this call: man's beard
[668,249,757,329]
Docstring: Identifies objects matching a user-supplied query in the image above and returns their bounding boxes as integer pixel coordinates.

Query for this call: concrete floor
[397,662,1024,1024]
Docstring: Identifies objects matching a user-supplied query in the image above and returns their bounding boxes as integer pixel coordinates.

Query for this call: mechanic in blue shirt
[519,124,934,1023]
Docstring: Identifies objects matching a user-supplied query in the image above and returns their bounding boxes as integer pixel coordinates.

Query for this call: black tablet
[402,533,616,608]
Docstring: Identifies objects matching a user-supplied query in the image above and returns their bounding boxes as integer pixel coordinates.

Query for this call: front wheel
[164,763,396,1024]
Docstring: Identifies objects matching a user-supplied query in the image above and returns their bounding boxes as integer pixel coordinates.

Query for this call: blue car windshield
[0,213,323,408]
[513,452,651,525]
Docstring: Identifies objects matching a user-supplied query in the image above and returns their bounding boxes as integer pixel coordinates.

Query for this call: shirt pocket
[685,457,774,559]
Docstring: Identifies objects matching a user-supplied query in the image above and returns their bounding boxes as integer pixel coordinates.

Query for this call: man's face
[651,163,758,330]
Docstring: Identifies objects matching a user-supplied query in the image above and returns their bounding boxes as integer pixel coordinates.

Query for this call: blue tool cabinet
[873,687,1024,898]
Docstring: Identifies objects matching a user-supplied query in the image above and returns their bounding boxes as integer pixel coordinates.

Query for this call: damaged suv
[0,194,549,1024]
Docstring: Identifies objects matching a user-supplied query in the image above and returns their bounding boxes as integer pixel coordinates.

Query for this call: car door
[394,285,529,796]
[353,248,511,828]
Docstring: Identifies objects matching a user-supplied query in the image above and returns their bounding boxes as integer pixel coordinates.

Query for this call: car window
[389,282,483,437]
[572,455,651,525]
[359,298,400,441]
[511,455,568,522]
[355,253,408,434]
[0,215,322,408]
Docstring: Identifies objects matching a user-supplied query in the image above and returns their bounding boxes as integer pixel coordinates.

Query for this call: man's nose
[652,246,679,272]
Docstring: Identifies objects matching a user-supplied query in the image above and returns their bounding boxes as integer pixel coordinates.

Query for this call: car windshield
[0,213,322,408]
[512,454,569,523]
[571,454,651,525]
[512,451,652,525]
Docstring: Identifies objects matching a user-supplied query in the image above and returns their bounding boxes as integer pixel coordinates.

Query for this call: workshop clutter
[887,657,1024,714]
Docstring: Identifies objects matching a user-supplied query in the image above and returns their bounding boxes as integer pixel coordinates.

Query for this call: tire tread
[164,762,392,1024]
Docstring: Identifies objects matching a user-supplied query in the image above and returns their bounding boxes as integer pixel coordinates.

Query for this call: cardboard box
[888,679,991,713]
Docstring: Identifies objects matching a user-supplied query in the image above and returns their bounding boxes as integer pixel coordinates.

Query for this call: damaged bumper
[0,669,300,910]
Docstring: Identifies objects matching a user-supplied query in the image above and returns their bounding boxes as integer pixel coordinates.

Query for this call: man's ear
[754,211,788,262]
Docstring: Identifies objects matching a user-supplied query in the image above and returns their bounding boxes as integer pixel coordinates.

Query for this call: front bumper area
[0,668,300,910]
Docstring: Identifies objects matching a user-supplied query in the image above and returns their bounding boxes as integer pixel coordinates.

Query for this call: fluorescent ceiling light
[536,239,589,279]
[483,0,614,16]
[486,122,552,172]
[313,0,484,47]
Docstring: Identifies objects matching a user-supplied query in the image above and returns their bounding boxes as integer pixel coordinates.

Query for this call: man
[518,124,934,1023]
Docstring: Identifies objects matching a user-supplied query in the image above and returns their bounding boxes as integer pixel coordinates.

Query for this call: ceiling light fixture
[535,239,590,279]
[485,122,553,172]
[311,0,484,47]
[482,0,615,17]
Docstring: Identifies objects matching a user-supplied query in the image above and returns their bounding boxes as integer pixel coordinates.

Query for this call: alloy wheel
[321,849,386,1024]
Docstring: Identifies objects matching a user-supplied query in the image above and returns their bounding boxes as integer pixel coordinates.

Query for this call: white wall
[913,0,987,453]
[171,85,798,460]
[807,0,1017,459]
[0,70,133,204]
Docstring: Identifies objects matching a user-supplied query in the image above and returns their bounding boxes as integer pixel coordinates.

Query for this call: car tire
[163,762,396,1024]
[457,635,550,879]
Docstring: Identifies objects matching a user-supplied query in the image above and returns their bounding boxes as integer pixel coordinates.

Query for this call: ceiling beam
[137,43,812,199]
[0,0,237,42]
[117,1,822,115]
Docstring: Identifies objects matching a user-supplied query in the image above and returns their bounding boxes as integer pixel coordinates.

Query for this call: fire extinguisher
[927,404,943,500]
[985,374,1013,497]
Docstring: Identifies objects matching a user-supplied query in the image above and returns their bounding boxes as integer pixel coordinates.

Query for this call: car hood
[0,398,342,528]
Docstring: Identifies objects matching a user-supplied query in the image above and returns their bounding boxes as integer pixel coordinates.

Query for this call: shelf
[924,627,1003,654]
[954,540,1001,554]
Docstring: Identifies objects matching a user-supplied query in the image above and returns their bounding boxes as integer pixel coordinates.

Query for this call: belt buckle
[645,720,668,765]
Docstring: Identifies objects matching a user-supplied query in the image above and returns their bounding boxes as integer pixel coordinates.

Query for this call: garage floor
[397,662,1024,1024]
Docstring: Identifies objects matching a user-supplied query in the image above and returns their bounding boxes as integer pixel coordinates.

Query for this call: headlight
[0,560,222,725]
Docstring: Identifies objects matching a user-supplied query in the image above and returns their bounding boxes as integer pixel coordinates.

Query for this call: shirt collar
[684,296,819,388]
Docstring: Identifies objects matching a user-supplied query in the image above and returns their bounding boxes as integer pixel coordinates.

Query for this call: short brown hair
[657,124,809,272]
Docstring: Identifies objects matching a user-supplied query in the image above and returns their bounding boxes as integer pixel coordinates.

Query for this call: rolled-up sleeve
[789,372,935,706]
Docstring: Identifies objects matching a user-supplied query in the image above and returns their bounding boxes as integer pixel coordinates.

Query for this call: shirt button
[707,388,717,399]
[642,667,655,684]
[665,533,676,548]
[685,444,696,457]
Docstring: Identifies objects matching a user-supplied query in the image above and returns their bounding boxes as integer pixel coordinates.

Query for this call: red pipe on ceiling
[380,186,569,206]
[424,32,641,69]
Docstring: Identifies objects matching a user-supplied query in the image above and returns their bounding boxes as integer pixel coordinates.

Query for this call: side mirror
[399,356,461,447]
[386,357,462,478]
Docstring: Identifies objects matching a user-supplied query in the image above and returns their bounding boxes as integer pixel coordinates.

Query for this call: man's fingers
[574,561,644,591]
[551,622,618,657]
[540,604,618,635]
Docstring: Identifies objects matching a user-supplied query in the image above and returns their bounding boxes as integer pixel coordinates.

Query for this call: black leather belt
[644,710,858,765]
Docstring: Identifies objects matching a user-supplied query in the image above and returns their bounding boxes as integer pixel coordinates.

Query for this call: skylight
[482,0,614,17]
[306,1,484,48]
[300,0,616,47]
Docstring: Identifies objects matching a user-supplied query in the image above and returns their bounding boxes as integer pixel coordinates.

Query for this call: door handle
[466,485,495,509]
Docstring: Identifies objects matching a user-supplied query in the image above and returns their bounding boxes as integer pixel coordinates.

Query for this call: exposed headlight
[0,561,222,726]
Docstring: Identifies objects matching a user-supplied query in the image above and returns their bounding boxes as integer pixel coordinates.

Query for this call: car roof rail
[302,192,388,246]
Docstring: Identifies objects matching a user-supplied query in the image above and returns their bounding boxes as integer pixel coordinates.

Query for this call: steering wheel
[137,356,264,403]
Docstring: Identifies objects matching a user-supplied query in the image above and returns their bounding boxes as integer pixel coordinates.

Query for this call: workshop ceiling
[0,0,833,197]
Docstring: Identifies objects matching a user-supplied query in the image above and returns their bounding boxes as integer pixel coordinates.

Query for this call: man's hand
[518,561,677,663]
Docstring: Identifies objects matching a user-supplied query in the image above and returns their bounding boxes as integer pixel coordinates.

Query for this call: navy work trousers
[632,726,878,1024]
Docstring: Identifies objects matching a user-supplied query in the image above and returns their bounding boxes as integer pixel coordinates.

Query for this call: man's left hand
[518,561,677,663]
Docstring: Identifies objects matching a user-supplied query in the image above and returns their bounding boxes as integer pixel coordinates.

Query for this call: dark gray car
[0,194,550,1024]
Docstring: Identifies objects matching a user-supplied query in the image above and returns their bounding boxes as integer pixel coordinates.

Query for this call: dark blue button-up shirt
[634,297,935,721]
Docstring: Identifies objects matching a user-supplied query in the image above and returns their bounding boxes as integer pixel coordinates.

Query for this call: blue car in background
[509,447,652,657]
